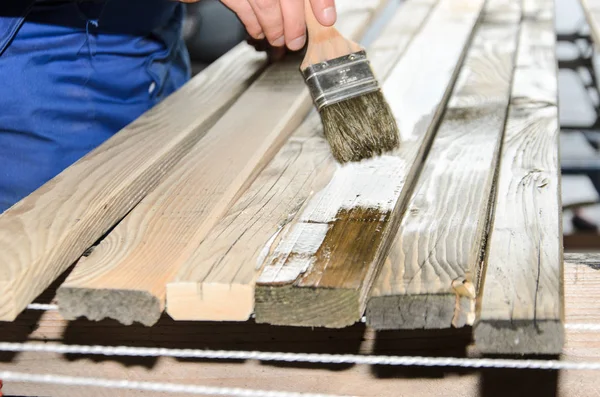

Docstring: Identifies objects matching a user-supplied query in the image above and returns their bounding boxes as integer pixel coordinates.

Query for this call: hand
[179,0,337,51]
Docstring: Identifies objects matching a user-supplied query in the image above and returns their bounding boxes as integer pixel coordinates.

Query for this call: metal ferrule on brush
[301,50,380,111]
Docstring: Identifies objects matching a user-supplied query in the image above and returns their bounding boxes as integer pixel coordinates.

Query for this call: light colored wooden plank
[0,255,598,397]
[253,0,486,328]
[563,253,600,360]
[473,0,564,354]
[580,0,600,48]
[165,0,439,322]
[0,43,268,322]
[563,253,600,324]
[55,0,387,327]
[561,175,600,208]
[366,0,521,330]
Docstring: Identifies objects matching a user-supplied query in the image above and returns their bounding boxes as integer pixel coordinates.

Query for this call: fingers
[280,0,306,51]
[222,0,264,39]
[309,0,336,26]
[221,0,337,50]
[247,0,285,47]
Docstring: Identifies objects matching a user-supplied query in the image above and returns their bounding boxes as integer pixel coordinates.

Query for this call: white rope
[0,371,349,397]
[0,342,599,370]
[26,303,58,311]
[565,323,600,331]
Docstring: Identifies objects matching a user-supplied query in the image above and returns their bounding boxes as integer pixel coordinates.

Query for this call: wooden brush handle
[301,0,362,70]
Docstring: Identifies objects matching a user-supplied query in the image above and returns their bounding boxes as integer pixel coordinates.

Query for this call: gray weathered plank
[367,0,521,330]
[474,0,564,355]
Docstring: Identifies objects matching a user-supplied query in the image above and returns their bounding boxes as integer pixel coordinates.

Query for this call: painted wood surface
[367,0,521,330]
[55,0,386,327]
[0,255,598,397]
[473,0,564,354]
[0,43,268,322]
[254,0,486,328]
[165,0,439,322]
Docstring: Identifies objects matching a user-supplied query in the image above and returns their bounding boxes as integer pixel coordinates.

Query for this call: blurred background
[182,0,600,251]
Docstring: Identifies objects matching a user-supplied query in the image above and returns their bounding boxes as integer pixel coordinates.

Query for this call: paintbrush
[300,0,400,163]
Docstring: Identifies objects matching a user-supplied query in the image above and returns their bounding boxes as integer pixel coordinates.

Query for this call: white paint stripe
[258,223,329,284]
[300,155,407,223]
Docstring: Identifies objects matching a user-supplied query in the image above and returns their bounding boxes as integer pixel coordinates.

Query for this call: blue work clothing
[0,0,191,213]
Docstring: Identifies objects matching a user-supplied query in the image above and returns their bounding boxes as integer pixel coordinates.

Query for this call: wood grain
[0,43,267,322]
[165,0,439,322]
[366,0,521,330]
[55,0,386,327]
[0,255,598,397]
[473,0,564,354]
[254,0,486,328]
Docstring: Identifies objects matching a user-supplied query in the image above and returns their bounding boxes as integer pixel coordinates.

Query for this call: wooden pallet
[0,0,564,357]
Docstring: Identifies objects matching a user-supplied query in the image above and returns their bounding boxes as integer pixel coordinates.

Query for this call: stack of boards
[0,0,563,355]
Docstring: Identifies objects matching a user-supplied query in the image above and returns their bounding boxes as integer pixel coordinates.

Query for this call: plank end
[473,320,565,355]
[254,285,360,328]
[57,287,162,327]
[366,294,460,330]
[166,282,253,321]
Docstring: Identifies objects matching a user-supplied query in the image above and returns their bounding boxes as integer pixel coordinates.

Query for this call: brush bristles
[320,91,400,163]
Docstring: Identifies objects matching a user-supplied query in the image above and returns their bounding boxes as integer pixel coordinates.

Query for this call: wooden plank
[55,0,387,327]
[580,0,600,48]
[0,255,598,397]
[165,0,439,322]
[473,0,564,355]
[253,0,485,328]
[366,0,521,330]
[563,253,600,360]
[0,43,268,322]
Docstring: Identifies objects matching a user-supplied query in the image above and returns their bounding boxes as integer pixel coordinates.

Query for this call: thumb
[309,0,336,26]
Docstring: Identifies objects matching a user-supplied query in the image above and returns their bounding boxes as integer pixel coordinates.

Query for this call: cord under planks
[0,254,597,397]
[253,0,485,328]
[55,0,388,327]
[367,0,520,330]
